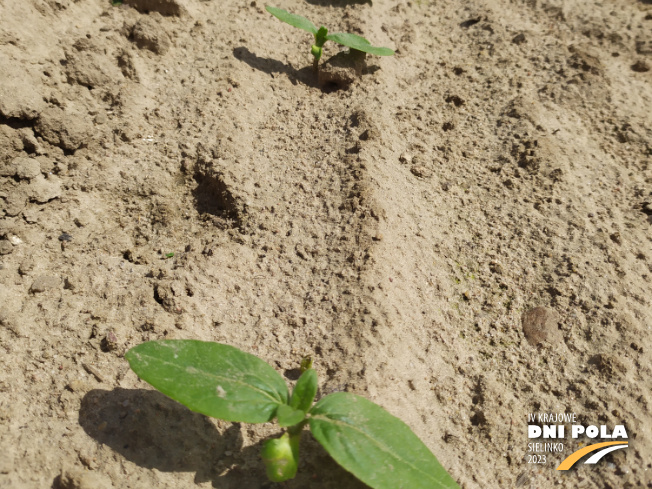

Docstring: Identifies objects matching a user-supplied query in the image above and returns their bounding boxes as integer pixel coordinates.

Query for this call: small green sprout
[164,252,174,258]
[300,354,313,372]
[126,340,459,488]
[266,6,394,72]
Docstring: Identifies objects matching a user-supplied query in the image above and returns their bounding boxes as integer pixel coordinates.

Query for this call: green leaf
[261,432,300,482]
[276,404,306,427]
[309,392,459,489]
[126,340,288,423]
[290,368,318,413]
[266,6,318,35]
[326,33,395,56]
[328,32,371,46]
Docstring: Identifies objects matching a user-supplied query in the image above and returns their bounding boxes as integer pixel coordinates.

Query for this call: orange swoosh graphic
[556,441,628,471]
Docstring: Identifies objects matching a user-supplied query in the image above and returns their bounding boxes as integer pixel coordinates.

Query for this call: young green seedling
[126,340,459,488]
[266,6,394,72]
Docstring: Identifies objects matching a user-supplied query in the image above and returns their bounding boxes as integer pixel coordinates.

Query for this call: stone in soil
[130,17,171,55]
[35,107,92,152]
[30,275,60,293]
[3,190,28,217]
[521,307,562,347]
[58,467,113,489]
[13,157,41,180]
[29,175,62,203]
[0,241,13,255]
[124,0,186,16]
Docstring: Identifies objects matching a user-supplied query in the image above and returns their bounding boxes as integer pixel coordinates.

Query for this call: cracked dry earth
[1,0,651,488]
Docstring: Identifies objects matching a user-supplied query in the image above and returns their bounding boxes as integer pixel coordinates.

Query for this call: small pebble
[13,157,41,180]
[4,191,27,217]
[30,275,60,293]
[101,330,119,352]
[131,17,172,55]
[125,0,186,16]
[522,307,562,347]
[410,165,431,178]
[29,175,62,203]
[66,379,89,393]
[58,467,113,489]
[399,153,412,164]
[0,241,13,255]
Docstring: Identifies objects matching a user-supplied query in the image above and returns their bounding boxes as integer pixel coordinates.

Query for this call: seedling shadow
[79,388,258,486]
[79,388,368,488]
[233,47,319,89]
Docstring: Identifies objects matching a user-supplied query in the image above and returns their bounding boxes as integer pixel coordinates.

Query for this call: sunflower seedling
[266,6,394,72]
[126,340,459,488]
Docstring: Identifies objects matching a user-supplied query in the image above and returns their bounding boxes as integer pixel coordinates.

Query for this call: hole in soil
[460,17,482,28]
[470,410,487,426]
[0,114,36,130]
[192,172,242,228]
[445,95,466,107]
[320,81,347,93]
[284,368,302,380]
[153,285,164,305]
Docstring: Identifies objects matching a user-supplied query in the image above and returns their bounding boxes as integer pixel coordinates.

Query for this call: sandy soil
[1,0,651,488]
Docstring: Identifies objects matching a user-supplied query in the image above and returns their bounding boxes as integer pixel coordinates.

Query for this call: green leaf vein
[136,351,282,403]
[310,413,447,487]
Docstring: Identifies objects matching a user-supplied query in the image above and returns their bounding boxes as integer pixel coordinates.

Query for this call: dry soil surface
[1,0,651,488]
